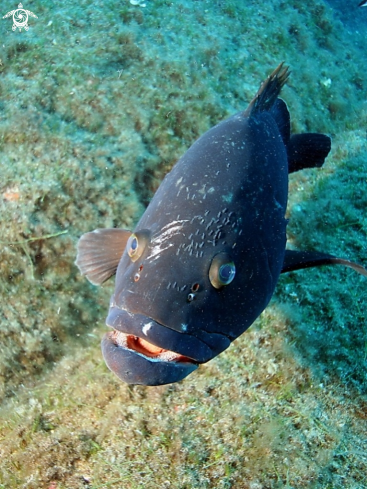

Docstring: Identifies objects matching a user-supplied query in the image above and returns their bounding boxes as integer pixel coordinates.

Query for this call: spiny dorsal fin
[270,98,291,146]
[244,62,290,118]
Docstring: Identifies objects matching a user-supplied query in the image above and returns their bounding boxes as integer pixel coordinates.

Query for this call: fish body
[359,1,367,7]
[76,64,366,385]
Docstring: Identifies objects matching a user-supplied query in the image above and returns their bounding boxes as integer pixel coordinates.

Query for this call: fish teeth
[111,331,195,363]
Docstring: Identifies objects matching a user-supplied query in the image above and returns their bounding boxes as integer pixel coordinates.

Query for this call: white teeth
[113,331,129,348]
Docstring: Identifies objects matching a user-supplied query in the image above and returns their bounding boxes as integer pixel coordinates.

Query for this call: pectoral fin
[75,228,131,285]
[287,133,331,173]
[282,250,367,277]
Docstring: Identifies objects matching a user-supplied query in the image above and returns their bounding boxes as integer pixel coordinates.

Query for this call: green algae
[0,0,366,487]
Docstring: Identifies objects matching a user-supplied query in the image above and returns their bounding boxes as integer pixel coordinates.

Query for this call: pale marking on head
[175,176,183,187]
[222,192,233,203]
[176,184,185,197]
[198,184,207,195]
[142,322,153,335]
[146,220,188,262]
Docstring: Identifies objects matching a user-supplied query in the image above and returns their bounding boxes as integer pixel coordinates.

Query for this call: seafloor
[0,0,366,488]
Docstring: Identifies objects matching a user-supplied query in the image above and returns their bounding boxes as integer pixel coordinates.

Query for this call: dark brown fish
[76,64,366,386]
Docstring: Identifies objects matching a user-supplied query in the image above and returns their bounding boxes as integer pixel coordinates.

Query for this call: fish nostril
[134,273,140,282]
[187,293,195,302]
[191,283,200,292]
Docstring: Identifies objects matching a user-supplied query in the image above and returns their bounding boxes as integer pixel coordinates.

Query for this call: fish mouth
[109,330,196,364]
[102,306,230,385]
[102,307,204,385]
[102,330,198,386]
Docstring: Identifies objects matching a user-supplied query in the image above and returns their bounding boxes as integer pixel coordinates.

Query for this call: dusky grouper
[76,63,367,386]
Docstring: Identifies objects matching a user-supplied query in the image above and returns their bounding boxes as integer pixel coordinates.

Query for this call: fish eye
[209,252,236,289]
[219,263,236,284]
[126,230,150,262]
[128,236,138,257]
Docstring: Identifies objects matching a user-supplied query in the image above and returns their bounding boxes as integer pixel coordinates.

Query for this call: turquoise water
[0,1,366,487]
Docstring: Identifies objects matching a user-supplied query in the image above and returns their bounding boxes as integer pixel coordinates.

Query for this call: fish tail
[244,62,290,117]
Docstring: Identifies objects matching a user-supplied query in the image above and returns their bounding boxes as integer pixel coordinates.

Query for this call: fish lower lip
[102,330,199,385]
[110,330,197,364]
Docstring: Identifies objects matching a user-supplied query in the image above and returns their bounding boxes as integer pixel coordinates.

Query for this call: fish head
[104,211,281,385]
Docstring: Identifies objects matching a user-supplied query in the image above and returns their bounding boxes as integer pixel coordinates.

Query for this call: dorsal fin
[270,98,291,146]
[244,62,290,118]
